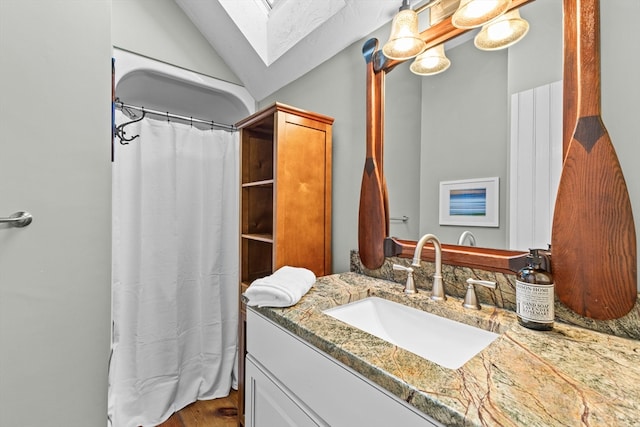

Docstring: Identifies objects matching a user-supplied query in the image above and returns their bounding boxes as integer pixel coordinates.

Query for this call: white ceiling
[175,0,406,101]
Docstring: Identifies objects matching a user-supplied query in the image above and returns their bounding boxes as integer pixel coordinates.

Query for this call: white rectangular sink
[323,297,499,369]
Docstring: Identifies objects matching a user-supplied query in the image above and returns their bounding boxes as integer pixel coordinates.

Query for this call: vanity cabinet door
[246,309,443,427]
[245,356,327,427]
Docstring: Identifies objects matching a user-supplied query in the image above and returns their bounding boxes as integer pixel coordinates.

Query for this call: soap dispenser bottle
[516,249,554,331]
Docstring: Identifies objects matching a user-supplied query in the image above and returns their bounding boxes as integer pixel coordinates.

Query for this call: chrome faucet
[457,230,476,246]
[412,234,445,301]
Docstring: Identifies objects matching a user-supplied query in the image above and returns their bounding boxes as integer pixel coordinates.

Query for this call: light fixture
[474,9,529,50]
[451,0,512,29]
[383,0,426,60]
[410,44,451,76]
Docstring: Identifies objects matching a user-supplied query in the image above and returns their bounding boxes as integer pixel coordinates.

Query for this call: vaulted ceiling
[175,0,405,101]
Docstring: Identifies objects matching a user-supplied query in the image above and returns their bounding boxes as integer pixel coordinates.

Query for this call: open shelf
[241,186,273,236]
[241,130,273,185]
[241,238,273,284]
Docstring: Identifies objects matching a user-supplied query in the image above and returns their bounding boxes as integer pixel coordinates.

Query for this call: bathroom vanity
[245,273,640,426]
[245,308,441,426]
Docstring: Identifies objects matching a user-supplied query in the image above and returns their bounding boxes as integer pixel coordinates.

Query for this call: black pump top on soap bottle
[519,249,551,281]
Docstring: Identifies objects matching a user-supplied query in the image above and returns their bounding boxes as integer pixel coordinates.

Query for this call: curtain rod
[114,101,237,132]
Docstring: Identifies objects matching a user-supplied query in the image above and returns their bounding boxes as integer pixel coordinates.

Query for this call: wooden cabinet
[236,103,333,426]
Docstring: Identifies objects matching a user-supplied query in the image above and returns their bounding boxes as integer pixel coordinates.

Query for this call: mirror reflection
[384,0,563,250]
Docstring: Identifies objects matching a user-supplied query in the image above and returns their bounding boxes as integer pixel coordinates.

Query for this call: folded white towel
[243,266,316,308]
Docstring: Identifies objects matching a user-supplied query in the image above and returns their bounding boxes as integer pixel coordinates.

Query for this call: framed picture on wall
[439,177,499,227]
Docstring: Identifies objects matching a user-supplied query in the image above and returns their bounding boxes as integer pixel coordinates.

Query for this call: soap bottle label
[515,280,555,323]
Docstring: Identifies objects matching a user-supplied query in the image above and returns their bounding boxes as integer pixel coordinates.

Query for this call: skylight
[219,0,346,66]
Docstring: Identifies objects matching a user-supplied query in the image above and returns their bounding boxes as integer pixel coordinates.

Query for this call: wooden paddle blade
[359,158,386,269]
[552,123,637,319]
[553,0,637,320]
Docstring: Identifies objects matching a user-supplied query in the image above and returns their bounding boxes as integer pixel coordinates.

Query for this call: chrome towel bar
[389,215,409,223]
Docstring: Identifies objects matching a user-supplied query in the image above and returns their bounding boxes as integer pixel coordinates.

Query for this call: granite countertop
[251,272,640,427]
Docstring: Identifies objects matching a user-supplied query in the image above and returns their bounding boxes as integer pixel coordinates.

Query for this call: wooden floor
[156,390,238,427]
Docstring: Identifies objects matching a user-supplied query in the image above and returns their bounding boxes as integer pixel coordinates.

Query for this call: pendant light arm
[415,0,444,15]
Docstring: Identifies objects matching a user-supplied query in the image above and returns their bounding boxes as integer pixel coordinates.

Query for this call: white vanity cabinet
[245,308,443,427]
[245,357,325,426]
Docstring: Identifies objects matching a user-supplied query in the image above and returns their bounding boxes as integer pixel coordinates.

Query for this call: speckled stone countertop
[250,272,640,427]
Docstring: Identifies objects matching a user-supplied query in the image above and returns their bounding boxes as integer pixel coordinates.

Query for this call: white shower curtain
[109,112,239,427]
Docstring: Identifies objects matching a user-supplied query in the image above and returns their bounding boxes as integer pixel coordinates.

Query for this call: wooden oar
[358,39,387,269]
[552,0,637,320]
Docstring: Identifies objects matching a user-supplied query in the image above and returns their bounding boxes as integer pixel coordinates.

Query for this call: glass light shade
[382,9,425,60]
[410,44,451,76]
[474,10,529,50]
[451,0,512,29]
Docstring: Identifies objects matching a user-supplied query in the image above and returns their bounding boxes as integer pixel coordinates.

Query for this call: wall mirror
[384,0,562,252]
[358,0,638,319]
[358,0,545,273]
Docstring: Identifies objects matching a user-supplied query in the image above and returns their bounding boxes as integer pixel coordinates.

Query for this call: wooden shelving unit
[236,102,333,426]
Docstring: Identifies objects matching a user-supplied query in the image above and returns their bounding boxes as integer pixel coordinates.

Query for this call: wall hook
[115,109,145,145]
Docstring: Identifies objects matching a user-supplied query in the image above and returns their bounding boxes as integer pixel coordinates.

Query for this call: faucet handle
[393,264,417,294]
[392,264,413,273]
[463,278,496,310]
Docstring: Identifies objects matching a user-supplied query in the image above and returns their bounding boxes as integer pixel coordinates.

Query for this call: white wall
[418,40,509,248]
[417,0,563,248]
[112,0,242,85]
[508,0,563,95]
[384,63,422,243]
[0,1,112,425]
[602,0,640,290]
